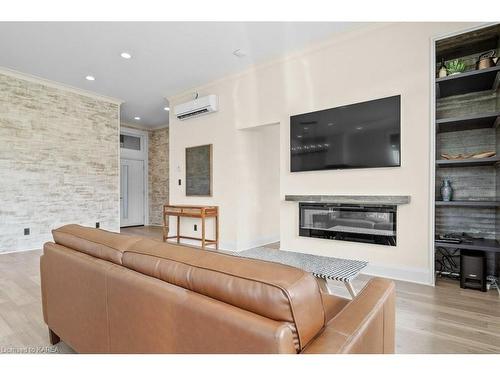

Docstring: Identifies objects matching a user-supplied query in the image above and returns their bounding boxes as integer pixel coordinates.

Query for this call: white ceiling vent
[174,94,218,120]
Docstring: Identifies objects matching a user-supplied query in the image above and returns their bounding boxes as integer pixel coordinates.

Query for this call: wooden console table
[162,204,219,249]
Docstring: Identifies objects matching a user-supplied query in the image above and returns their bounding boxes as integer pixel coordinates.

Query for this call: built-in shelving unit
[436,111,500,133]
[434,24,500,283]
[436,27,499,61]
[436,65,500,98]
[435,238,500,253]
[435,200,500,208]
[436,156,500,167]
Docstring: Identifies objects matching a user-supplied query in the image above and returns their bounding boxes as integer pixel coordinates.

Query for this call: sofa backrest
[49,225,326,352]
[52,224,141,265]
[123,239,325,350]
[42,242,299,353]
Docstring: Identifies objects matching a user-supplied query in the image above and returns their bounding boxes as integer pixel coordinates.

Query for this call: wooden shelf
[436,25,500,61]
[436,156,500,167]
[436,111,500,133]
[436,65,500,98]
[435,238,500,253]
[435,200,500,208]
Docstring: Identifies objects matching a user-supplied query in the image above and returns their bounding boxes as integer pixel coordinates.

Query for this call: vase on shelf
[440,179,453,202]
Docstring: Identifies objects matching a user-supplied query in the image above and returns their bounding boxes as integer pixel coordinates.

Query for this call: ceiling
[0,22,361,128]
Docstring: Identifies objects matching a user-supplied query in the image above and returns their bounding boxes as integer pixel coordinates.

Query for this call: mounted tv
[290,95,401,172]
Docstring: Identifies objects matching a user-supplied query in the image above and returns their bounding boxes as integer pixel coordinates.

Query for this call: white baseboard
[362,263,433,286]
[218,242,237,251]
[234,235,281,252]
[171,236,280,252]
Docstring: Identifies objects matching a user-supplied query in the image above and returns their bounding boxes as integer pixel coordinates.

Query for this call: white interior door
[120,159,145,227]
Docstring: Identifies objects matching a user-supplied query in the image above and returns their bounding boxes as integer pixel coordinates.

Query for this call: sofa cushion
[123,238,325,351]
[52,225,141,265]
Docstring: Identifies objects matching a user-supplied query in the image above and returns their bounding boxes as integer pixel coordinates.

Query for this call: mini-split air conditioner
[174,94,218,120]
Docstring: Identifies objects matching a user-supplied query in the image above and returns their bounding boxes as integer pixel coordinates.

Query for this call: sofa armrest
[302,278,395,354]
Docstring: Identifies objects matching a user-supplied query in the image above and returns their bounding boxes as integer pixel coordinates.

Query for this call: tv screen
[290,95,401,172]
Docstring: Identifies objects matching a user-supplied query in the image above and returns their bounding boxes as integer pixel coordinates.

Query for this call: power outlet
[95,222,100,228]
[24,228,30,236]
[194,224,198,231]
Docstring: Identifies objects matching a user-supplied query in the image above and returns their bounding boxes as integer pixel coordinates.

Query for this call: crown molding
[149,123,169,130]
[121,121,151,131]
[121,121,169,131]
[0,66,123,105]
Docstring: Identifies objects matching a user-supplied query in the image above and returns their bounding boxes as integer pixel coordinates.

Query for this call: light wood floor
[0,225,498,354]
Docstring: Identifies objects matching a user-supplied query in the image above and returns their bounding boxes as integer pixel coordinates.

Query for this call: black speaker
[460,250,486,292]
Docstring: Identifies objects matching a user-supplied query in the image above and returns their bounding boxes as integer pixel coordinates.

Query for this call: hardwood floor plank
[396,326,498,354]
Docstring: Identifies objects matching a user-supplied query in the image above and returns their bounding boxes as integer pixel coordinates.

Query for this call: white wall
[168,22,479,283]
[237,124,280,249]
[168,95,280,250]
[169,81,240,249]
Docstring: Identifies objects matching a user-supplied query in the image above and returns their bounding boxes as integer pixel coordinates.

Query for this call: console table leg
[215,214,219,250]
[162,213,168,242]
[345,281,357,298]
[201,215,206,249]
[176,216,180,244]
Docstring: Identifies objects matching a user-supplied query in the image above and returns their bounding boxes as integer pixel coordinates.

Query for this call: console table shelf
[436,65,500,98]
[436,112,500,133]
[436,156,500,167]
[435,200,500,208]
[162,204,219,249]
[435,238,500,253]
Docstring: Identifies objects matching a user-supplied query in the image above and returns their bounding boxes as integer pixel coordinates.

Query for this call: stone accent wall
[148,127,169,225]
[0,72,120,253]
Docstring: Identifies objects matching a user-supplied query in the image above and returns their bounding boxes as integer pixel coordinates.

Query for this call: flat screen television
[290,95,401,172]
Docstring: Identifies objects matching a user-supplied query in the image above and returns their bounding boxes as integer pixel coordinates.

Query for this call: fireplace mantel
[284,195,411,205]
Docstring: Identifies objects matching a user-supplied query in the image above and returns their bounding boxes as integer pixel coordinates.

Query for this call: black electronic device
[436,233,463,244]
[460,250,487,292]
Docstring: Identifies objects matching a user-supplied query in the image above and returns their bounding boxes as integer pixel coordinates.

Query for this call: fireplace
[299,203,397,246]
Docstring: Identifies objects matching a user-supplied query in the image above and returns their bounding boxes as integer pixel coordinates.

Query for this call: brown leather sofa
[40,224,395,354]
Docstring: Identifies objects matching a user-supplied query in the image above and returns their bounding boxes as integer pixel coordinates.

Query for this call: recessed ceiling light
[134,116,141,121]
[164,107,170,111]
[120,52,132,59]
[85,75,95,81]
[233,49,247,58]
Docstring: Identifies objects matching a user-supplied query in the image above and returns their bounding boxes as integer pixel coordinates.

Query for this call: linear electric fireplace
[299,203,397,246]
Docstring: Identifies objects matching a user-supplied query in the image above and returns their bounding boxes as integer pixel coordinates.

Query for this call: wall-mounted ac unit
[174,94,218,120]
